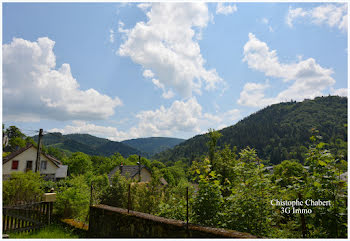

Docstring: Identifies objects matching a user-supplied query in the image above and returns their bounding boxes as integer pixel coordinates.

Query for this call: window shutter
[11,160,19,170]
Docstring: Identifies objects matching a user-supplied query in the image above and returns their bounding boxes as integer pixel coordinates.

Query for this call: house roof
[55,165,68,178]
[108,164,168,185]
[159,177,168,186]
[2,144,62,167]
[340,172,347,182]
[109,165,148,180]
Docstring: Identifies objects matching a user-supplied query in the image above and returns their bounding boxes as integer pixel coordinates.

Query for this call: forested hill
[122,137,184,157]
[154,96,347,165]
[33,133,143,157]
[33,133,184,158]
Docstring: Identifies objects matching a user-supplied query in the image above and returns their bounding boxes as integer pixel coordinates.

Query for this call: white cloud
[49,120,132,141]
[216,2,237,15]
[137,3,151,12]
[143,69,155,78]
[331,88,348,97]
[286,3,348,32]
[143,70,175,99]
[52,98,240,141]
[109,29,115,43]
[3,37,122,122]
[239,33,336,107]
[261,17,274,32]
[262,18,268,25]
[134,97,203,136]
[151,78,164,89]
[118,2,223,99]
[130,98,240,138]
[286,7,308,27]
[162,90,175,99]
[237,81,277,107]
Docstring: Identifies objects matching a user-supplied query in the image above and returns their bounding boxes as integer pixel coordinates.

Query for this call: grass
[8,223,79,239]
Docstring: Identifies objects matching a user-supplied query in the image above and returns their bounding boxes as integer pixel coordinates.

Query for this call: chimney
[119,162,123,174]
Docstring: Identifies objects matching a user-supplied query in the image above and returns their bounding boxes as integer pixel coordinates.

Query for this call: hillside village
[2,96,348,238]
[3,1,348,238]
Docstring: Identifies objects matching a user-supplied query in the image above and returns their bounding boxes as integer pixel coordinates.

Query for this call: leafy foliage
[3,171,44,205]
[187,131,347,238]
[3,125,36,152]
[191,161,223,227]
[100,171,129,208]
[63,152,92,175]
[55,175,90,221]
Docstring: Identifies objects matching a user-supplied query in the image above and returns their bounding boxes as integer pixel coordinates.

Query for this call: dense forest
[32,133,183,158]
[155,96,347,165]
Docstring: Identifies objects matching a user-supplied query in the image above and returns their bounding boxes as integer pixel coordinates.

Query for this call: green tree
[191,159,223,227]
[65,152,92,175]
[3,171,44,205]
[131,168,164,214]
[150,160,166,170]
[272,160,307,188]
[213,145,238,188]
[9,137,26,150]
[90,174,109,205]
[157,179,192,221]
[101,171,128,208]
[302,135,347,238]
[6,126,25,139]
[207,128,222,167]
[55,175,90,220]
[224,147,273,236]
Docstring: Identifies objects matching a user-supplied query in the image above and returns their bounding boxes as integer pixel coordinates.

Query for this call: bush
[100,171,128,208]
[55,175,90,221]
[3,171,44,205]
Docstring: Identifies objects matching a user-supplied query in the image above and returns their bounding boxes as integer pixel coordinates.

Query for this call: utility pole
[35,129,43,173]
[138,155,141,182]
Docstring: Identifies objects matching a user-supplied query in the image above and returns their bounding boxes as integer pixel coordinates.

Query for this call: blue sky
[2,2,348,141]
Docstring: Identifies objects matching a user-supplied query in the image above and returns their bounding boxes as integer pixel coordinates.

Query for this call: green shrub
[55,175,90,221]
[3,171,44,205]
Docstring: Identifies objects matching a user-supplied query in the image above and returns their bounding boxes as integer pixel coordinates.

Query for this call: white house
[3,144,67,181]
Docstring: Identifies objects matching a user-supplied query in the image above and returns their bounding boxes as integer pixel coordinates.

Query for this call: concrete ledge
[89,204,258,238]
[96,204,184,227]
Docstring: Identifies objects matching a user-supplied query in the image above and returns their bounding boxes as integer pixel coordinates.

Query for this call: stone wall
[88,204,257,238]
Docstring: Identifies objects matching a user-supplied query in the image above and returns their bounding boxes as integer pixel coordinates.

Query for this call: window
[11,160,19,170]
[26,161,33,171]
[41,160,47,170]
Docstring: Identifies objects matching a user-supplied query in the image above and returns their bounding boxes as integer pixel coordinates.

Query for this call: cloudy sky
[2,2,348,141]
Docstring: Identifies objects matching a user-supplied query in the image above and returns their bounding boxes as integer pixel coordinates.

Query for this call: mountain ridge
[33,133,184,157]
[121,137,184,157]
[153,96,347,165]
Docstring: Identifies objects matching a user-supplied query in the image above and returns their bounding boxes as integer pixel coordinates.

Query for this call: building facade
[3,144,67,181]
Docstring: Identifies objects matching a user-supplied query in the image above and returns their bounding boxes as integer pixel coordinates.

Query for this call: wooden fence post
[128,184,131,213]
[90,182,94,206]
[186,186,189,231]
